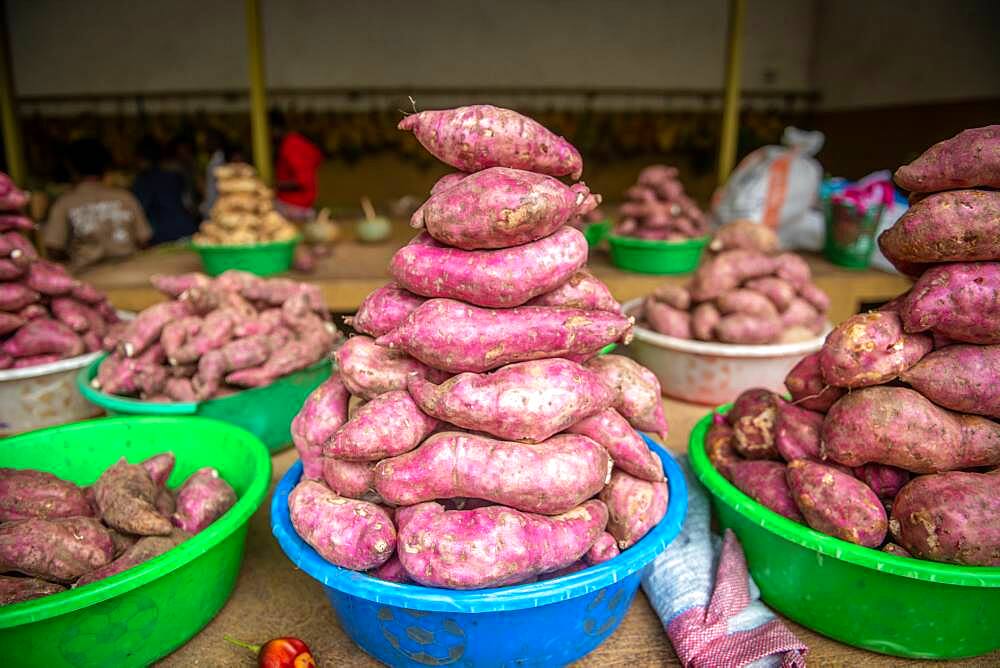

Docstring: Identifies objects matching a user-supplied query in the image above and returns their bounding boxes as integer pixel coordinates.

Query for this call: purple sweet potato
[900,262,1000,344]
[784,352,845,412]
[599,470,668,549]
[894,125,1000,192]
[171,467,236,533]
[821,386,1000,473]
[585,532,620,564]
[0,283,39,312]
[396,499,608,588]
[0,575,66,606]
[407,357,613,443]
[880,190,1000,266]
[584,354,668,438]
[140,453,175,488]
[321,458,378,501]
[291,373,350,480]
[25,260,77,295]
[890,471,999,565]
[728,389,780,460]
[120,300,194,357]
[787,459,887,547]
[289,480,395,571]
[93,458,172,536]
[716,313,783,344]
[705,414,740,479]
[390,227,587,308]
[335,335,448,400]
[377,299,633,374]
[567,408,664,482]
[689,250,778,302]
[0,517,113,582]
[0,469,93,521]
[819,311,932,388]
[526,269,619,313]
[852,464,910,500]
[346,283,425,338]
[774,401,823,462]
[728,460,803,521]
[643,298,692,338]
[399,104,583,179]
[326,390,438,461]
[1,317,84,358]
[691,302,721,341]
[75,529,189,587]
[374,432,611,515]
[900,344,1000,418]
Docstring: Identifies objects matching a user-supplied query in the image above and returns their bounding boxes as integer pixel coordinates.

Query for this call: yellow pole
[245,0,272,184]
[717,0,745,187]
[0,1,26,185]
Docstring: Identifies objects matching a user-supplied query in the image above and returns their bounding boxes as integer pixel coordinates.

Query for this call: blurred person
[43,138,151,270]
[271,109,322,221]
[132,136,198,244]
[199,129,230,218]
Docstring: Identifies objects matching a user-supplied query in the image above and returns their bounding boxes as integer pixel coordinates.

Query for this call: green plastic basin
[192,235,300,277]
[583,220,611,247]
[77,355,331,452]
[688,408,1000,659]
[607,234,707,274]
[0,416,271,667]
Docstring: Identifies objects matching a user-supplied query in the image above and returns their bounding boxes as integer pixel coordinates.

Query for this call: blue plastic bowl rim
[271,435,688,614]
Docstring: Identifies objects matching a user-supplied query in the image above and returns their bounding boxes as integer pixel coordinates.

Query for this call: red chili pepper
[225,635,316,668]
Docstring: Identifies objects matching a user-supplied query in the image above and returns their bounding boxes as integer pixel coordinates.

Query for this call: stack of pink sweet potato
[614,165,709,241]
[286,105,672,589]
[93,271,340,402]
[706,126,1000,566]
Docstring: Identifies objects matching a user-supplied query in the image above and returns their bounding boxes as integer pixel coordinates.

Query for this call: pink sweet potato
[705,415,740,479]
[171,467,236,533]
[25,260,77,296]
[567,408,664,482]
[326,390,438,461]
[120,300,193,357]
[335,335,448,399]
[691,302,721,341]
[821,386,1000,473]
[774,253,812,289]
[399,105,583,179]
[374,432,611,515]
[689,250,778,302]
[396,499,607,588]
[584,354,668,438]
[900,344,1000,418]
[742,277,795,311]
[585,532,620,565]
[819,311,932,388]
[93,458,172,536]
[728,460,803,521]
[408,358,613,443]
[377,299,633,374]
[150,272,211,297]
[0,575,65,605]
[321,458,378,501]
[369,555,412,583]
[774,401,823,463]
[75,530,189,587]
[643,298,691,338]
[0,469,93,521]
[291,373,350,480]
[894,125,1000,192]
[882,543,912,558]
[716,313,783,344]
[50,297,97,333]
[717,289,779,318]
[0,283,40,312]
[784,352,845,412]
[900,262,1000,344]
[0,517,113,582]
[429,172,468,196]
[11,354,61,369]
[599,470,668,549]
[889,471,999,565]
[1,231,37,265]
[779,298,820,331]
[69,282,105,304]
[709,220,779,255]
[787,459,887,547]
[289,480,395,571]
[161,316,202,364]
[346,283,425,337]
[0,258,24,280]
[852,464,910,500]
[1,318,84,358]
[526,269,619,313]
[169,309,236,364]
[0,312,22,336]
[390,227,587,308]
[0,214,34,233]
[412,167,598,250]
[728,389,780,459]
[651,284,691,311]
[225,323,336,388]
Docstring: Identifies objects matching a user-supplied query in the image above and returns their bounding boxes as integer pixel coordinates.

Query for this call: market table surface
[158,395,999,668]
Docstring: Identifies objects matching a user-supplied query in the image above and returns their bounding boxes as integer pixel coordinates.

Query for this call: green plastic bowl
[607,234,707,274]
[192,235,300,277]
[688,408,1000,659]
[583,221,611,247]
[77,354,331,452]
[0,416,271,668]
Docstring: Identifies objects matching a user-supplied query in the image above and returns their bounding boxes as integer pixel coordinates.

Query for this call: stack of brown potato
[194,163,297,246]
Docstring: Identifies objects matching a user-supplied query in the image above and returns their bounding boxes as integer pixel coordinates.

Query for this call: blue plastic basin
[271,436,687,667]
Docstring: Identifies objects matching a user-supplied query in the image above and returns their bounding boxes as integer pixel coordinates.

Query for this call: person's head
[68,138,111,180]
[137,135,163,166]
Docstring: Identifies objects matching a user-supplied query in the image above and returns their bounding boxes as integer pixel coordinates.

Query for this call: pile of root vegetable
[194,163,297,246]
[93,271,341,402]
[636,222,830,344]
[286,105,673,589]
[614,165,709,241]
[0,174,121,369]
[0,454,236,606]
[707,125,1000,566]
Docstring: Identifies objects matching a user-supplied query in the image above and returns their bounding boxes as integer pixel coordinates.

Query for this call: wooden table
[158,396,998,667]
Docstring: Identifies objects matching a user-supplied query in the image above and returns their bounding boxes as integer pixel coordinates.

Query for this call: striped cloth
[642,458,807,667]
